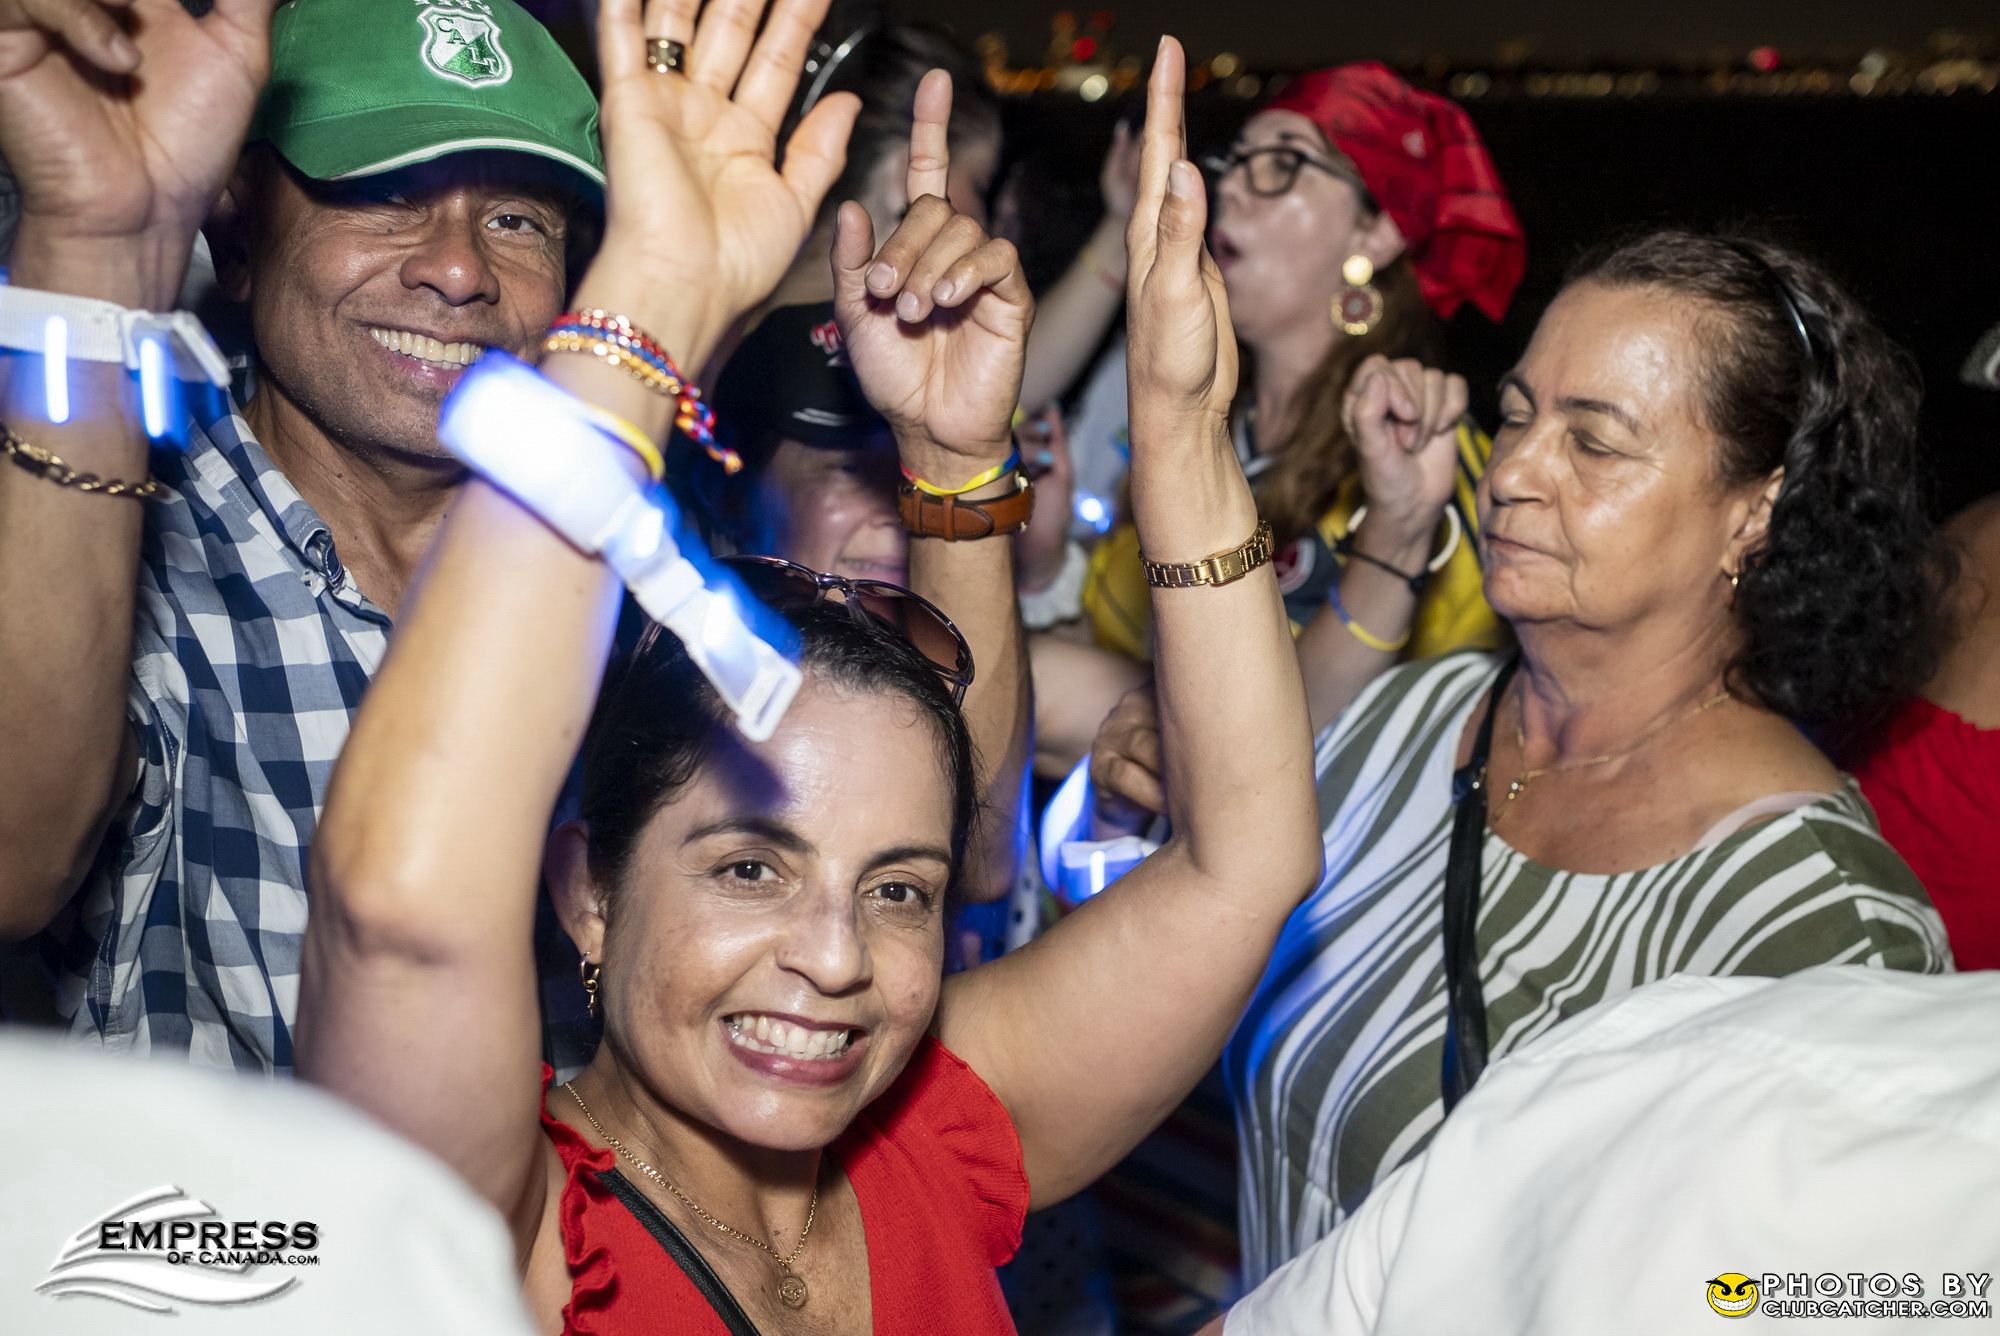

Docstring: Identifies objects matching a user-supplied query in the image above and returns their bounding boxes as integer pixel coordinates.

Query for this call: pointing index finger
[1133,37,1187,227]
[905,68,953,206]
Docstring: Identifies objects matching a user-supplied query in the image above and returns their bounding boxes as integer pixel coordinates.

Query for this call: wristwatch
[899,471,1036,540]
[1141,520,1275,588]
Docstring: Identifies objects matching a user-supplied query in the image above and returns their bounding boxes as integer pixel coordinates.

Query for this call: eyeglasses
[717,556,974,706]
[1199,145,1358,199]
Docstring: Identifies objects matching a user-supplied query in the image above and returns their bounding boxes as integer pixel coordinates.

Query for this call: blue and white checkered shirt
[43,399,389,1072]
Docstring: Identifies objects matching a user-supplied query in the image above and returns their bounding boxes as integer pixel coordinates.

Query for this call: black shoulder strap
[1441,654,1519,1114]
[597,1168,764,1336]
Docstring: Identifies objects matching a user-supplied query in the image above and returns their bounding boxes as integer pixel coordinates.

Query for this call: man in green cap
[0,0,603,1072]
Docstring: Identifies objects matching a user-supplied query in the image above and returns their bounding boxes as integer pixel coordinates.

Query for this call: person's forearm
[900,439,1031,903]
[1134,413,1317,887]
[0,232,185,937]
[936,411,1320,1206]
[1296,523,1432,733]
[311,283,713,946]
[1017,216,1126,412]
[299,294,696,1211]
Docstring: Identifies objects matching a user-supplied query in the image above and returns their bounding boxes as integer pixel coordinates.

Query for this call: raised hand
[832,69,1032,477]
[1124,37,1236,443]
[1344,355,1467,544]
[0,0,273,304]
[1089,681,1165,821]
[589,0,860,364]
[1099,118,1141,223]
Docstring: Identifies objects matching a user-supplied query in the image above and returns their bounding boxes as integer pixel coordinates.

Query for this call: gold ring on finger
[647,37,687,73]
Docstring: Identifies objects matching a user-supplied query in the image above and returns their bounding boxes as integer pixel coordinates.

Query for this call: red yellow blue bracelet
[543,310,737,474]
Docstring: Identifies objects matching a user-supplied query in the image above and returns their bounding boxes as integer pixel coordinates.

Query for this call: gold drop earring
[1334,254,1383,336]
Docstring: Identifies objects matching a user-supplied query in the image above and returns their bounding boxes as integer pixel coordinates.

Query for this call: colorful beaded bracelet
[542,310,738,474]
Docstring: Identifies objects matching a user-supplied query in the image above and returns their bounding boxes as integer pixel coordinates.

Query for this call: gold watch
[1141,520,1275,588]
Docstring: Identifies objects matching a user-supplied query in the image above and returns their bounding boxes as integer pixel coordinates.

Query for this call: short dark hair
[578,599,979,904]
[1566,228,1954,736]
[813,18,1002,221]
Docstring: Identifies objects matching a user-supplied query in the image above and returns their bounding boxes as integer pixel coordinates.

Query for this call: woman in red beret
[1074,64,1527,734]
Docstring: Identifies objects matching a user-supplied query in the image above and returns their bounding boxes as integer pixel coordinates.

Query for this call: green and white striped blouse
[1226,652,1949,1285]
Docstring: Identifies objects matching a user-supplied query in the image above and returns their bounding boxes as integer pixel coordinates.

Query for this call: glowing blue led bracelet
[435,352,803,741]
[0,288,221,440]
[1037,755,1160,905]
[43,316,69,425]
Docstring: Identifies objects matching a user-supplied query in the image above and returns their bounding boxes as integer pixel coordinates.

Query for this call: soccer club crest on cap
[420,2,512,88]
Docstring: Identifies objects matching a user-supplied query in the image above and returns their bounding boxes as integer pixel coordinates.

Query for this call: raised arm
[831,71,1033,904]
[295,0,856,1245]
[936,38,1323,1208]
[1292,356,1469,731]
[1014,118,1139,411]
[1086,358,1475,827]
[0,0,270,937]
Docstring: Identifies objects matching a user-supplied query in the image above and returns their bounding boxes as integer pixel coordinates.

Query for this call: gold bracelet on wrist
[0,421,162,501]
[1141,519,1274,589]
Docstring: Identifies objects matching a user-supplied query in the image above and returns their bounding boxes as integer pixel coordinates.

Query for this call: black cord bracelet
[1332,533,1427,597]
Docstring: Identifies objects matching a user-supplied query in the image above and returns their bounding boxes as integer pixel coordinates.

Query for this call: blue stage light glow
[1038,757,1093,890]
[138,335,170,439]
[1074,491,1112,534]
[43,316,69,425]
[1036,754,1159,904]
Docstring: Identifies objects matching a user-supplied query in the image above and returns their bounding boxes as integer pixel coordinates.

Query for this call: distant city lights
[976,19,1996,102]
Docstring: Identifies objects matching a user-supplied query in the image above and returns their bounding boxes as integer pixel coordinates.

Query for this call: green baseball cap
[250,0,604,192]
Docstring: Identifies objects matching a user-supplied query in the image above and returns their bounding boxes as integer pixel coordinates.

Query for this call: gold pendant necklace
[564,1082,817,1309]
[1491,684,1731,825]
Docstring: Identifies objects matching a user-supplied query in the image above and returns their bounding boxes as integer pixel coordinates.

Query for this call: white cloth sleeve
[1223,1153,1424,1336]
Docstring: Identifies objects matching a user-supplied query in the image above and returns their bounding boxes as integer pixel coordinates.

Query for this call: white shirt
[0,1034,535,1334]
[1226,966,2000,1336]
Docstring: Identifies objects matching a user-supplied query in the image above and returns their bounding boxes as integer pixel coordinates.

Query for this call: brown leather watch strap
[898,473,1036,540]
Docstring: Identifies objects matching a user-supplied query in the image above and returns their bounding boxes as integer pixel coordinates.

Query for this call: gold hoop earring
[1334,254,1383,336]
[579,951,602,1019]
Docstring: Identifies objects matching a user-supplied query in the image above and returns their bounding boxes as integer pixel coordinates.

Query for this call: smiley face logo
[1706,1273,1760,1318]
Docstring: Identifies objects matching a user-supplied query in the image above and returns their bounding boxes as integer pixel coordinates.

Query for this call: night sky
[894,0,1999,67]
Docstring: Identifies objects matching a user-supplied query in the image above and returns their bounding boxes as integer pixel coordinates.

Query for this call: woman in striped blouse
[1090,227,1955,1284]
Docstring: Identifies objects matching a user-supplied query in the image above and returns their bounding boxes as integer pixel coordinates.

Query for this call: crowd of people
[0,0,1994,1333]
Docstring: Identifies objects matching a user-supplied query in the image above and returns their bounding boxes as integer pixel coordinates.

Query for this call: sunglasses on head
[711,556,975,707]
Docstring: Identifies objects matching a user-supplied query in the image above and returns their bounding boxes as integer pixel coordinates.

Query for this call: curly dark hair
[1566,228,1952,737]
[578,599,980,906]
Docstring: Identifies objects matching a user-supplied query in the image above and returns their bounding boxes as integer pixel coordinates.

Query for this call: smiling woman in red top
[293,3,1320,1333]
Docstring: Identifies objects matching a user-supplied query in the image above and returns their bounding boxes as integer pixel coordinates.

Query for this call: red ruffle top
[540,1036,1029,1334]
[1854,696,2000,970]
